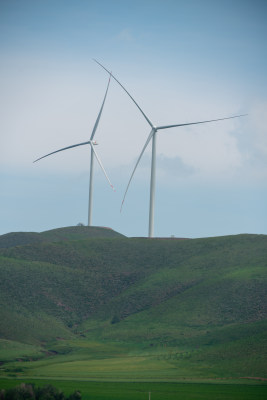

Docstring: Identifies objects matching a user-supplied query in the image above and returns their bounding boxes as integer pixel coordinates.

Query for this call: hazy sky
[1,0,266,237]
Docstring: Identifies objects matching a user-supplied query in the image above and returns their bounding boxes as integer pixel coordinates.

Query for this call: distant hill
[0,226,124,248]
[0,232,266,380]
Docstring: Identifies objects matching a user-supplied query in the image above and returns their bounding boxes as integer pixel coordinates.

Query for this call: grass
[0,340,42,362]
[1,329,266,381]
[0,226,124,249]
[0,379,266,400]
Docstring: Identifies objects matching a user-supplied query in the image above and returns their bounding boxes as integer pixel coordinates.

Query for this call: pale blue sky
[1,0,266,237]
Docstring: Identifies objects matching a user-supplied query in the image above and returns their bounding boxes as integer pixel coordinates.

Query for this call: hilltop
[0,230,266,381]
[0,225,124,248]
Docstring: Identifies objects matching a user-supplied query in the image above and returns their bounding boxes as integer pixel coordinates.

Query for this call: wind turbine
[34,74,114,227]
[95,60,247,238]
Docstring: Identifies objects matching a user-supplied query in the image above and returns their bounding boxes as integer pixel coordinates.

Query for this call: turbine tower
[95,60,246,238]
[34,74,114,227]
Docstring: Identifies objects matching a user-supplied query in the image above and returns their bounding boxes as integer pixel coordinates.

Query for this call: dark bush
[0,384,81,400]
[111,314,121,324]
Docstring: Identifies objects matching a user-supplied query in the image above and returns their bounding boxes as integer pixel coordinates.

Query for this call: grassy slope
[0,233,266,380]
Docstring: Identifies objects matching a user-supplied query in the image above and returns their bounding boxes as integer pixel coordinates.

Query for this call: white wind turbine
[34,74,114,226]
[95,60,247,238]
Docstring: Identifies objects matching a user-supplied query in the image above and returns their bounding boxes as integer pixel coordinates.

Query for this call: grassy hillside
[0,232,266,380]
[0,226,124,248]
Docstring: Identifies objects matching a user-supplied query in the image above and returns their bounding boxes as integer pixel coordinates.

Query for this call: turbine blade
[157,114,248,130]
[90,73,112,140]
[33,141,90,163]
[121,128,155,212]
[90,144,115,191]
[94,59,154,128]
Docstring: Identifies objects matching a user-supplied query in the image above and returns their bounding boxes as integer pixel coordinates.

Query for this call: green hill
[0,226,124,248]
[0,232,266,381]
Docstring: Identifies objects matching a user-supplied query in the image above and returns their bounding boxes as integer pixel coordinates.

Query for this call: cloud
[249,102,267,156]
[0,55,266,189]
[137,152,195,179]
[232,102,267,181]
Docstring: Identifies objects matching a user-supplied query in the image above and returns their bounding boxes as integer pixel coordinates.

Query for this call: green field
[1,331,267,381]
[0,379,267,400]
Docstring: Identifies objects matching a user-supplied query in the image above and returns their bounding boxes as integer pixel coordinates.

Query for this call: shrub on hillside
[0,384,81,400]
